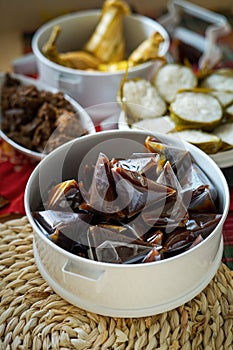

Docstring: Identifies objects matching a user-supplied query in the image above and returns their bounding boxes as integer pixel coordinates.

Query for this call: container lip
[0,72,95,161]
[31,10,170,76]
[24,129,230,268]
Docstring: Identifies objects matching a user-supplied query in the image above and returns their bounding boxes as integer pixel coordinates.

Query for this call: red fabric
[223,214,233,245]
[222,212,233,268]
[0,140,37,217]
[230,189,233,212]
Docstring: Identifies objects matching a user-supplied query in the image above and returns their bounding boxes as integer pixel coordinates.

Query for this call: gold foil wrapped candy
[84,0,131,63]
[42,25,102,70]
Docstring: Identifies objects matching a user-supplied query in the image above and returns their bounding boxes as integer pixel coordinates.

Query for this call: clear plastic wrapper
[33,135,222,264]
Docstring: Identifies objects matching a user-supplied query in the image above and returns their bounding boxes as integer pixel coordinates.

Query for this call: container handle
[158,0,231,69]
[62,260,105,289]
[55,73,82,98]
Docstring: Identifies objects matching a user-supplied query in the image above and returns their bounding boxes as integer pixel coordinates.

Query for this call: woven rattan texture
[0,217,233,350]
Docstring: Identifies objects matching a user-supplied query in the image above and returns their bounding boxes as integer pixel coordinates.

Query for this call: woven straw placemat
[0,217,232,350]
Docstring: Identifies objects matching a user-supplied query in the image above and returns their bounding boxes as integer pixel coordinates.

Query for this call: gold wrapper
[128,32,165,64]
[84,0,131,63]
[42,25,101,69]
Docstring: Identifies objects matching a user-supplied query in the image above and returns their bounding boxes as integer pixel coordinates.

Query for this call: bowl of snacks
[32,0,169,116]
[24,129,229,317]
[118,64,233,184]
[0,72,95,161]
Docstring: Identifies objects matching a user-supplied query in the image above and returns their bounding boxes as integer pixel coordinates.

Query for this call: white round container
[24,130,230,317]
[32,10,170,114]
[0,72,95,161]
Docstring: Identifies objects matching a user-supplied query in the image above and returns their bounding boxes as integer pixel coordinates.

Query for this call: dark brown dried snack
[45,111,88,153]
[1,73,87,154]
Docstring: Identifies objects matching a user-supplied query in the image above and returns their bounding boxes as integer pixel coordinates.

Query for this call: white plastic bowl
[32,10,170,115]
[24,130,229,317]
[0,72,95,161]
